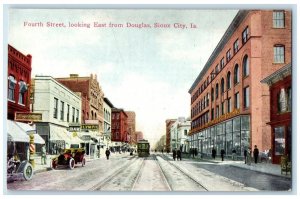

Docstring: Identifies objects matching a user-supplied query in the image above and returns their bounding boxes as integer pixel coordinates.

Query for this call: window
[274,126,285,155]
[287,87,291,112]
[226,49,232,62]
[76,109,79,123]
[204,96,207,108]
[243,55,249,77]
[206,93,210,106]
[60,101,64,120]
[277,88,291,113]
[227,72,231,90]
[274,45,285,63]
[273,11,285,28]
[234,64,239,84]
[215,65,219,74]
[216,84,219,99]
[67,104,70,122]
[234,39,239,54]
[184,130,188,136]
[72,107,75,122]
[18,80,27,105]
[53,98,58,119]
[221,78,225,93]
[216,106,219,118]
[227,97,232,113]
[211,88,214,102]
[242,26,249,44]
[211,108,214,120]
[234,92,240,109]
[243,86,250,108]
[221,102,225,115]
[8,75,16,101]
[220,58,225,69]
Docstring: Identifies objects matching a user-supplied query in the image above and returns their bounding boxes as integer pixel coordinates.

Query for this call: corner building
[188,10,291,159]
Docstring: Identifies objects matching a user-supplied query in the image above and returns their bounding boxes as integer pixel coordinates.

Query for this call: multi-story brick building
[165,119,176,153]
[7,44,32,120]
[125,111,136,145]
[56,74,104,131]
[261,63,291,164]
[188,10,291,159]
[111,108,128,151]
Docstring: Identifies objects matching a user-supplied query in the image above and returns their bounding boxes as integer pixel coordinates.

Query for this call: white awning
[49,125,71,144]
[7,120,45,144]
[7,120,29,142]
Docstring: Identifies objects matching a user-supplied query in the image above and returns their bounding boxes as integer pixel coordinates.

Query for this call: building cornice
[260,63,292,86]
[188,10,249,94]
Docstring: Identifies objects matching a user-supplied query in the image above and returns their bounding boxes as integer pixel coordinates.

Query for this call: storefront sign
[15,112,42,122]
[81,124,99,131]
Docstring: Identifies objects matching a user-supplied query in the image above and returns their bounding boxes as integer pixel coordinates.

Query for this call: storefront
[190,115,250,159]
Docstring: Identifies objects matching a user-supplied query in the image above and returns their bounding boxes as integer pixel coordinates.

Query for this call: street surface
[6,153,292,192]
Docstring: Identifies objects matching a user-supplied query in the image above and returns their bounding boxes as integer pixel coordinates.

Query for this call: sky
[8,8,238,145]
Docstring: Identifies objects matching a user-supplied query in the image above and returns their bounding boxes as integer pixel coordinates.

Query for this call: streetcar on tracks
[137,139,150,157]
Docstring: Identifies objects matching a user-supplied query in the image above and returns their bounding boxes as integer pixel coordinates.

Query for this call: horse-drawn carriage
[51,148,86,170]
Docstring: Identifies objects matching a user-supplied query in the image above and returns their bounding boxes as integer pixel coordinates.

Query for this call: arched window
[8,75,16,101]
[221,78,225,93]
[91,111,94,120]
[18,80,27,105]
[227,72,231,90]
[211,88,214,102]
[243,55,249,77]
[216,84,219,99]
[234,64,239,84]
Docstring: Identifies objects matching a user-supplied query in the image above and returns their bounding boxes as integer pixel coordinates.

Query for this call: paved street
[6,152,292,192]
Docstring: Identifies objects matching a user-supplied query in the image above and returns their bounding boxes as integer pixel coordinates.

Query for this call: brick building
[7,44,32,120]
[111,108,128,150]
[188,10,291,159]
[56,74,104,132]
[165,119,176,153]
[261,63,291,164]
[125,111,136,145]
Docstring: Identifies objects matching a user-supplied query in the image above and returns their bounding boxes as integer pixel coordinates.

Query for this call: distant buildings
[165,119,176,152]
[170,117,191,153]
[125,111,136,145]
[188,10,291,162]
[111,108,128,151]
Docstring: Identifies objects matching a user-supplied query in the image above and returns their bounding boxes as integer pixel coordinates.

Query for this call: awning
[49,125,71,144]
[7,120,45,144]
[7,120,29,142]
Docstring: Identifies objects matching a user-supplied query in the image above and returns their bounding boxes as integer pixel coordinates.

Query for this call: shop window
[274,126,285,155]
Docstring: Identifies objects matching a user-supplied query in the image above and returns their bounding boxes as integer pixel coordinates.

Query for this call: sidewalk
[166,153,292,179]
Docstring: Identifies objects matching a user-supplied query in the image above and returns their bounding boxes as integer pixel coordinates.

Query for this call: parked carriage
[137,139,150,157]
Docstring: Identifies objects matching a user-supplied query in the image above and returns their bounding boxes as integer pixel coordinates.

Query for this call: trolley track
[156,154,209,191]
[89,156,142,191]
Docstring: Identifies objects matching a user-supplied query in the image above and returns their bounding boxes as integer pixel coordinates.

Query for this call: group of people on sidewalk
[172,148,182,161]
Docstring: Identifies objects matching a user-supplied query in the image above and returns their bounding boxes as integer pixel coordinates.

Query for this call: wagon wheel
[69,158,75,169]
[51,160,57,169]
[23,163,33,181]
[82,157,86,167]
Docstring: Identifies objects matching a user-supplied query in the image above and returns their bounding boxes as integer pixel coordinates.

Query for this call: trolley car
[137,139,150,157]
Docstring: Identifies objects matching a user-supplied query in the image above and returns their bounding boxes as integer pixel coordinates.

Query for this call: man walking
[253,145,259,164]
[220,149,225,161]
[172,148,177,161]
[212,148,216,159]
[41,144,47,165]
[177,149,182,161]
[105,148,111,160]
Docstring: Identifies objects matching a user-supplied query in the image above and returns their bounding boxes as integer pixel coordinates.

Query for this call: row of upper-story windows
[191,86,250,129]
[53,97,79,123]
[104,108,111,122]
[191,10,287,104]
[8,75,28,106]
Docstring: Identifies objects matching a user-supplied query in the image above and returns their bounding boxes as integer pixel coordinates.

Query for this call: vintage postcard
[3,3,296,196]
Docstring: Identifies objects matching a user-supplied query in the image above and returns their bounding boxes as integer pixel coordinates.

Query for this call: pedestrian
[105,148,111,160]
[177,149,182,161]
[253,145,259,164]
[212,148,216,159]
[161,149,164,154]
[221,149,225,161]
[172,148,177,161]
[244,149,247,164]
[41,144,47,165]
[247,147,252,165]
[232,148,237,160]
